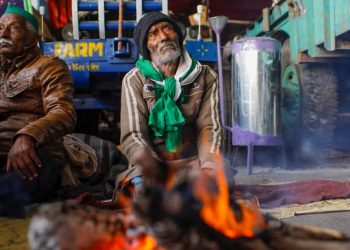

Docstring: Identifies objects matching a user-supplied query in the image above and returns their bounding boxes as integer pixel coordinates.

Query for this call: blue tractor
[40,0,166,141]
[39,0,217,143]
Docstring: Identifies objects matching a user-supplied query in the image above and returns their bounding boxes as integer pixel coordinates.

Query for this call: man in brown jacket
[0,5,76,216]
[118,12,222,194]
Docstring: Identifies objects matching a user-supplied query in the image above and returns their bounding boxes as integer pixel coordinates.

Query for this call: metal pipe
[136,0,142,22]
[197,5,203,41]
[209,16,230,131]
[262,8,270,32]
[118,0,124,51]
[98,0,106,39]
[39,6,45,41]
[162,0,168,15]
[72,0,79,40]
[214,31,229,130]
[227,20,254,25]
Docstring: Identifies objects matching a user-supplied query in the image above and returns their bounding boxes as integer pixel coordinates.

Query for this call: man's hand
[200,161,217,177]
[201,168,216,177]
[133,149,166,186]
[6,135,42,180]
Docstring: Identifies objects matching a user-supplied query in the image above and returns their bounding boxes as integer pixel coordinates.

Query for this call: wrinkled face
[146,22,181,65]
[0,14,31,59]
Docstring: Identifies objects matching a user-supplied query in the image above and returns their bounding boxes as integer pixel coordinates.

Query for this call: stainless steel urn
[232,37,281,136]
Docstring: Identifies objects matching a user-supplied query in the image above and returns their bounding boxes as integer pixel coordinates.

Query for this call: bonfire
[28,153,350,250]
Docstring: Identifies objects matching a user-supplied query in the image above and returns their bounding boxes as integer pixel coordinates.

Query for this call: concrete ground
[234,151,350,235]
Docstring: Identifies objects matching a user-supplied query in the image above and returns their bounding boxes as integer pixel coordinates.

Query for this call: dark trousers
[0,147,61,218]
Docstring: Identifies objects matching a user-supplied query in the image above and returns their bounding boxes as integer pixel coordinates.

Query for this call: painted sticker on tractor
[67,63,100,71]
[54,42,104,58]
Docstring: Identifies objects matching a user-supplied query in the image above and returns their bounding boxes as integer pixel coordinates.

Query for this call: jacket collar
[0,45,41,72]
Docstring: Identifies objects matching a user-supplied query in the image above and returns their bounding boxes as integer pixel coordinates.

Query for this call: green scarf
[136,56,197,152]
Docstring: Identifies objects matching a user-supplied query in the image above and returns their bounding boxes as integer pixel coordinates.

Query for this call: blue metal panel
[41,38,138,90]
[64,59,91,89]
[78,1,162,14]
[79,21,136,31]
[42,39,108,60]
[94,62,135,73]
[73,96,118,110]
[41,38,137,63]
[184,41,218,62]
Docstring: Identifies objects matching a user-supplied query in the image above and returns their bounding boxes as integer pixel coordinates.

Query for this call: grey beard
[149,40,181,66]
[153,48,181,65]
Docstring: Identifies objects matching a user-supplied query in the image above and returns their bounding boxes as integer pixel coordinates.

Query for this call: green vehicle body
[246,0,350,63]
[243,0,350,156]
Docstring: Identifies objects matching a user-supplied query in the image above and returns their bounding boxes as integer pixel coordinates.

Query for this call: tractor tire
[281,63,338,161]
[280,38,339,162]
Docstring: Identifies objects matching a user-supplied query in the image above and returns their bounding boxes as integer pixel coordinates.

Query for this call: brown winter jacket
[0,46,76,169]
[120,63,222,176]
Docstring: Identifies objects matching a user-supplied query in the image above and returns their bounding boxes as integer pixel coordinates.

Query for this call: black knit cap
[133,12,184,60]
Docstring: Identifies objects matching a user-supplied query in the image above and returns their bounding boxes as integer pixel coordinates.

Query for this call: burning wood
[133,162,350,250]
[29,154,350,250]
[28,201,163,250]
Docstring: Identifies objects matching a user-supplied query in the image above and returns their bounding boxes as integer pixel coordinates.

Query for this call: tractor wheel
[281,63,338,161]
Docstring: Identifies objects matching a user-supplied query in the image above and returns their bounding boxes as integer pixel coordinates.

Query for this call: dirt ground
[0,217,30,250]
[234,150,350,236]
[1,149,350,250]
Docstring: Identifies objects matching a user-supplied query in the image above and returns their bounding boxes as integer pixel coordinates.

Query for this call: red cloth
[74,192,122,209]
[74,180,350,210]
[237,180,350,208]
[48,0,72,29]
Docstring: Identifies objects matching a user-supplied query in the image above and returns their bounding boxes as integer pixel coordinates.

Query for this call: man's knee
[30,147,61,200]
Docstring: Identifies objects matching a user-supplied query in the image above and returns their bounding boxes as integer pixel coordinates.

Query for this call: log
[28,168,350,250]
[28,201,350,250]
[28,201,152,250]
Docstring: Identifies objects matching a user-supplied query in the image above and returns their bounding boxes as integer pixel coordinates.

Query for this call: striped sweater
[120,64,222,170]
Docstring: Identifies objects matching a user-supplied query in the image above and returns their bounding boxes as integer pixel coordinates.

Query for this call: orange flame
[193,153,266,238]
[89,152,265,249]
[89,234,163,250]
[132,235,162,250]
